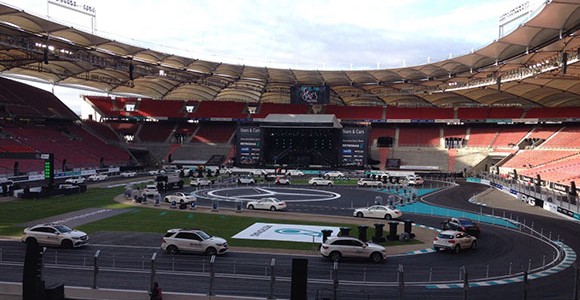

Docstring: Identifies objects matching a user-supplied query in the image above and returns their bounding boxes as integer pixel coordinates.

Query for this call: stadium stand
[386,107,453,120]
[325,105,384,120]
[491,126,530,149]
[466,127,498,147]
[138,122,176,143]
[397,126,440,147]
[253,103,310,118]
[191,122,235,144]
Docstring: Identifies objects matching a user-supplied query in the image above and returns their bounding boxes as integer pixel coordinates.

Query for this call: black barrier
[321,229,333,243]
[339,227,351,236]
[388,221,399,241]
[404,220,413,234]
[358,225,368,242]
[373,223,386,243]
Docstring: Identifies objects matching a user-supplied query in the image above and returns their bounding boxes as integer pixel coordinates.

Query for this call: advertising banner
[233,222,341,243]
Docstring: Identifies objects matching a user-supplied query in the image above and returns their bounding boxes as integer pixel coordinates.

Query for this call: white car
[148,169,165,175]
[88,173,108,181]
[142,184,160,198]
[275,176,291,185]
[164,192,196,204]
[237,175,256,184]
[65,177,86,184]
[324,171,345,179]
[21,223,89,248]
[285,169,304,177]
[246,197,287,211]
[406,174,424,186]
[161,228,228,256]
[353,205,402,220]
[190,178,213,187]
[120,171,137,177]
[433,230,477,253]
[309,177,334,186]
[357,178,383,187]
[320,236,386,263]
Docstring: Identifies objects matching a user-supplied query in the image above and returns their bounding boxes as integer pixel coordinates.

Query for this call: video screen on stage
[236,126,263,166]
[290,85,330,105]
[262,127,339,167]
[340,127,368,168]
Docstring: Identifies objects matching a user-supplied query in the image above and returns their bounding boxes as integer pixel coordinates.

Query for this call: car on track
[353,205,402,220]
[190,178,212,187]
[406,174,424,186]
[357,178,383,187]
[246,197,287,211]
[320,236,386,263]
[64,177,86,184]
[441,217,481,237]
[275,176,291,185]
[309,177,334,186]
[163,192,196,204]
[237,174,256,184]
[87,173,108,181]
[141,184,160,199]
[21,223,89,249]
[161,228,228,256]
[285,169,304,177]
[432,230,477,253]
[148,169,165,176]
[323,171,345,179]
[120,171,137,177]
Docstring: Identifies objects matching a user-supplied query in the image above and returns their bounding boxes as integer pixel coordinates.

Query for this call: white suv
[88,173,108,181]
[21,223,89,248]
[161,228,228,256]
[65,177,86,184]
[357,178,383,187]
[309,177,334,186]
[320,236,386,263]
[323,171,345,179]
[433,230,477,253]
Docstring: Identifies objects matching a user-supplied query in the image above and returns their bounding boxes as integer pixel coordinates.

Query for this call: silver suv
[161,228,228,256]
[320,236,386,263]
[21,223,89,248]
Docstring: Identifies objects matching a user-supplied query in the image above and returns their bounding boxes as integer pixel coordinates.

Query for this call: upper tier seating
[0,77,77,119]
[325,105,384,120]
[386,107,453,120]
[253,103,310,118]
[189,101,248,119]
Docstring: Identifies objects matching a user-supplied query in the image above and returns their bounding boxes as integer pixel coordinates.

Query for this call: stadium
[0,1,579,300]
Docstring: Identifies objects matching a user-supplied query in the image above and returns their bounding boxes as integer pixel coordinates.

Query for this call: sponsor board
[233,222,341,243]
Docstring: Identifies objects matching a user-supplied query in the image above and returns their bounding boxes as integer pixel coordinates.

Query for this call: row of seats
[85,96,580,121]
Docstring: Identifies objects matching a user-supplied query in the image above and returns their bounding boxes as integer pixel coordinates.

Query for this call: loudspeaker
[129,63,134,80]
[43,47,49,64]
[290,258,308,300]
[561,52,568,74]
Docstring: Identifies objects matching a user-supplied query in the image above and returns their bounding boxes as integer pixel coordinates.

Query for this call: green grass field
[0,186,422,250]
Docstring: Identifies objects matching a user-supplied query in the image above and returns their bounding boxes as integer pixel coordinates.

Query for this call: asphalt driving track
[0,180,577,299]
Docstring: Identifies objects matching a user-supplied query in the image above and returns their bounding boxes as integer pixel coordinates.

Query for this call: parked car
[21,223,89,248]
[148,169,165,175]
[164,192,196,204]
[433,230,477,253]
[237,174,255,184]
[406,174,424,185]
[65,177,86,184]
[320,236,386,263]
[142,184,160,199]
[309,177,334,186]
[323,171,345,179]
[88,173,108,181]
[120,171,137,177]
[441,217,481,237]
[275,176,291,185]
[161,228,228,256]
[357,178,383,187]
[353,205,402,220]
[190,178,212,187]
[285,169,304,177]
[246,197,287,211]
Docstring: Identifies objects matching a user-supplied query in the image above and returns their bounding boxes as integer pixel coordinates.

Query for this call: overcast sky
[0,0,532,114]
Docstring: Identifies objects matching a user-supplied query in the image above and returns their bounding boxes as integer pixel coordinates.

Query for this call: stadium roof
[0,1,579,108]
